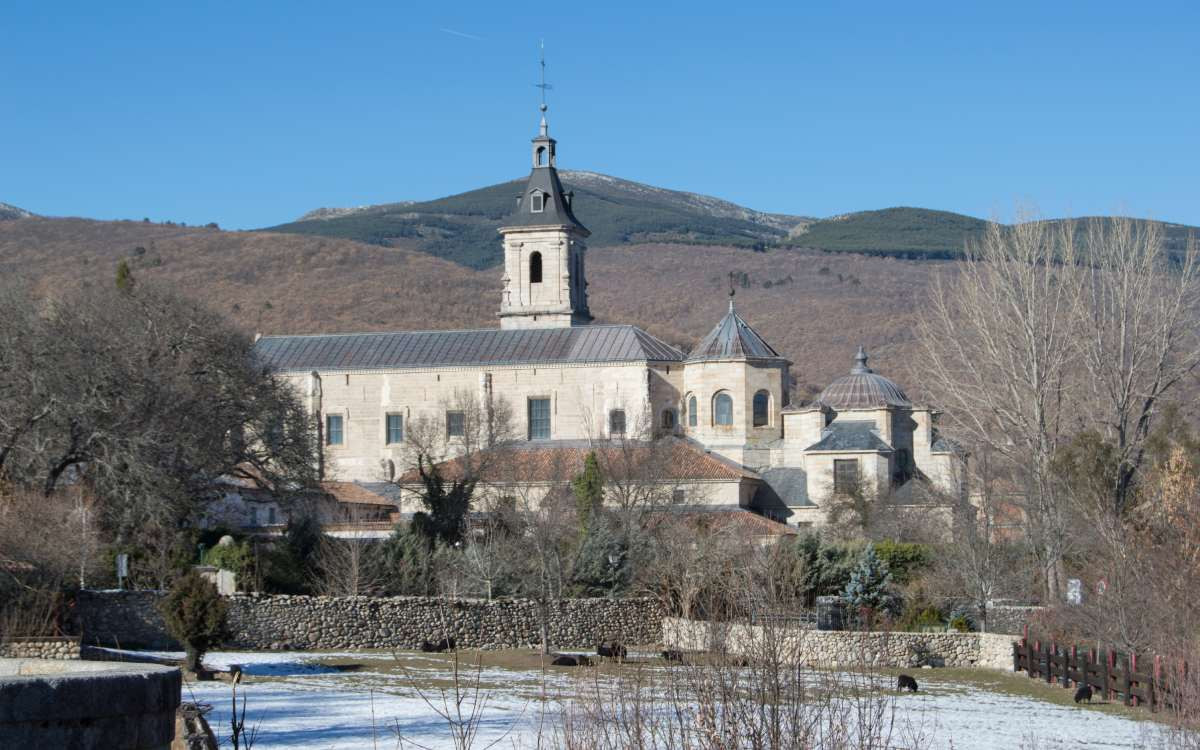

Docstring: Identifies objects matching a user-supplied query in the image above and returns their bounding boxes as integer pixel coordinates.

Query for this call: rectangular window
[609,409,626,436]
[446,411,465,438]
[386,413,404,444]
[325,414,344,446]
[531,192,544,212]
[248,507,258,526]
[672,488,686,504]
[268,506,277,525]
[528,397,551,440]
[833,459,860,496]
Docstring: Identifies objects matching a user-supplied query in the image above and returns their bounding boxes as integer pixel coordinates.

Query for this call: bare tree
[1075,218,1200,517]
[920,216,1085,601]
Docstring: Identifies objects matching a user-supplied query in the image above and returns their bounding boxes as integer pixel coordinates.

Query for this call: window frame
[609,408,627,436]
[713,392,734,427]
[325,413,344,446]
[661,409,676,430]
[446,410,466,439]
[752,390,770,427]
[531,191,545,212]
[529,251,543,283]
[385,413,404,445]
[687,395,698,427]
[528,397,552,441]
[833,458,861,496]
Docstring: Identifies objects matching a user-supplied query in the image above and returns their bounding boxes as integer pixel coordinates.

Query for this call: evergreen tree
[570,452,604,532]
[411,456,473,546]
[842,546,897,619]
[158,571,227,674]
[115,259,135,293]
[571,519,629,597]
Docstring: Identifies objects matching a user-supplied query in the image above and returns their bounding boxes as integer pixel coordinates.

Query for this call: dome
[816,347,911,409]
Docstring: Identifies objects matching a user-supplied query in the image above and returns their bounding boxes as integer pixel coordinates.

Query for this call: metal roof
[254,324,683,372]
[816,347,911,409]
[804,420,894,453]
[687,301,783,362]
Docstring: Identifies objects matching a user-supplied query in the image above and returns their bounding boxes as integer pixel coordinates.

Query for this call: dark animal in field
[661,649,685,662]
[897,674,919,692]
[596,641,627,660]
[551,654,592,667]
[419,637,456,653]
[1074,684,1094,703]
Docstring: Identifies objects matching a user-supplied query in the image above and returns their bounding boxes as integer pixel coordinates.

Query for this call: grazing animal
[551,654,592,667]
[1074,684,1093,704]
[897,674,919,692]
[419,637,456,653]
[661,649,685,662]
[596,641,627,660]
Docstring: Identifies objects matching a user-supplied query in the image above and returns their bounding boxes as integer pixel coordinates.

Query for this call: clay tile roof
[397,438,757,484]
[320,481,397,506]
[648,507,798,538]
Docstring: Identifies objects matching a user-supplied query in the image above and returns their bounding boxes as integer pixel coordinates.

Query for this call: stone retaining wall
[0,637,81,660]
[0,658,180,749]
[76,590,663,650]
[663,617,1018,671]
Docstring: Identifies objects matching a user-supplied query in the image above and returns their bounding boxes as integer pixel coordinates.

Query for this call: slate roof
[804,420,894,453]
[816,347,911,410]
[754,467,813,510]
[254,324,683,372]
[687,302,784,362]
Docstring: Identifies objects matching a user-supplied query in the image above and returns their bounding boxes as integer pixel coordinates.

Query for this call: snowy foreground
[119,649,1153,749]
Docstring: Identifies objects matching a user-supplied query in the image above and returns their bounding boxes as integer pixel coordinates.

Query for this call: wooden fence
[1012,631,1189,712]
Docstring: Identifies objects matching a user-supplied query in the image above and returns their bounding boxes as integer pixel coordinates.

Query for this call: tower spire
[535,40,552,136]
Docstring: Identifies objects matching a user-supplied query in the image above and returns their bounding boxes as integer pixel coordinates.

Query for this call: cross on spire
[535,40,553,134]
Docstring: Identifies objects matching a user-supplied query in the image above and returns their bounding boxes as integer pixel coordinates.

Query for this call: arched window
[713,392,733,426]
[661,409,676,430]
[687,395,697,427]
[536,146,547,166]
[753,390,770,427]
[529,252,543,283]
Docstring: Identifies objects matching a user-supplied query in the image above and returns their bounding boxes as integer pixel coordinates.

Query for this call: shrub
[842,546,897,623]
[158,571,228,674]
[872,541,932,586]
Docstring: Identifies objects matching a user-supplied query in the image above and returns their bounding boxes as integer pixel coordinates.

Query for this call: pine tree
[571,452,604,532]
[411,456,473,546]
[115,259,135,293]
[158,571,228,674]
[842,546,896,620]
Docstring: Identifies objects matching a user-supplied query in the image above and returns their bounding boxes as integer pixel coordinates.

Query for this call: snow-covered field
[122,649,1154,749]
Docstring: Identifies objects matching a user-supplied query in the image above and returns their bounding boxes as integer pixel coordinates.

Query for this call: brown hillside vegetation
[0,219,949,395]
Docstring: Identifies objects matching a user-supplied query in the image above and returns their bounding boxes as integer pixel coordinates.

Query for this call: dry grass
[0,219,952,392]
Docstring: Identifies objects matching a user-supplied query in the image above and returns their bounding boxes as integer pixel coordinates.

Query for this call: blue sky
[2,1,1197,229]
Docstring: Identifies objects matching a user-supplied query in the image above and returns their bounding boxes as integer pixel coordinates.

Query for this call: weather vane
[535,39,552,112]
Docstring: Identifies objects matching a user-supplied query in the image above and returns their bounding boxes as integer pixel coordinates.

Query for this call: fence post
[1104,649,1113,700]
[1153,654,1161,712]
[1070,645,1078,688]
[1047,642,1055,685]
[1123,653,1134,706]
[1012,641,1021,673]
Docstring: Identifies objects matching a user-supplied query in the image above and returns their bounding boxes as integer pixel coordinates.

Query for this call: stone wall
[663,617,1018,670]
[986,605,1043,635]
[75,590,663,650]
[0,637,80,660]
[0,658,180,750]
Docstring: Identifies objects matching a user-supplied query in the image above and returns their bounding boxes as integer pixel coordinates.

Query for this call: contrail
[440,28,482,41]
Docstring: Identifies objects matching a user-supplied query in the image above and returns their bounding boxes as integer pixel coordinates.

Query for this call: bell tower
[497,50,591,330]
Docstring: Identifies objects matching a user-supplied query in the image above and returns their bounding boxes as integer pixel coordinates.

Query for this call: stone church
[252,108,963,529]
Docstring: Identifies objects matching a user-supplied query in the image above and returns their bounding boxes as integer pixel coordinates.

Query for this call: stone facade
[75,590,662,651]
[662,617,1018,671]
[0,636,81,660]
[986,605,1044,635]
